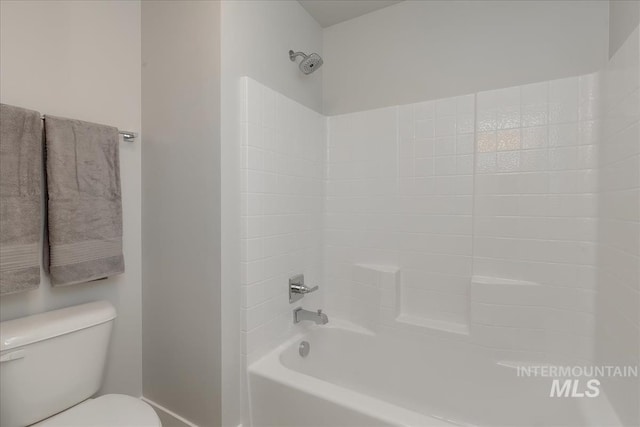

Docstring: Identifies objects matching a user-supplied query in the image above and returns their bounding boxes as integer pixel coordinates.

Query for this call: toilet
[0,301,161,427]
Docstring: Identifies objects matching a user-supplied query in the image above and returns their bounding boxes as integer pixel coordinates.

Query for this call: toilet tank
[0,301,116,427]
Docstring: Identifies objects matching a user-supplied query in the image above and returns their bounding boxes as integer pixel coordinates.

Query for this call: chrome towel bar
[40,116,137,142]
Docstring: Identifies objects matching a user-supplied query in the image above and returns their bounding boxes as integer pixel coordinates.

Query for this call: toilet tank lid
[1,301,116,352]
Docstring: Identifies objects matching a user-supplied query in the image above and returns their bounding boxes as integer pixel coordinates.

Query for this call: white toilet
[0,301,161,427]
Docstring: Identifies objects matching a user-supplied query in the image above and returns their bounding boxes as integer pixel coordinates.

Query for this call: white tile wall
[324,107,398,322]
[240,77,325,362]
[325,76,608,364]
[397,96,474,325]
[596,27,640,427]
[325,96,474,328]
[472,75,600,364]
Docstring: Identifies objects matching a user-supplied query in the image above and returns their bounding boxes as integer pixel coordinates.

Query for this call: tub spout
[293,307,329,325]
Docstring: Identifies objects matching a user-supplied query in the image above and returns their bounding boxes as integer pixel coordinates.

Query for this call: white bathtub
[248,322,620,427]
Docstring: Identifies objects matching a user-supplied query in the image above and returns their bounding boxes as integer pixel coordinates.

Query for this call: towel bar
[40,116,137,142]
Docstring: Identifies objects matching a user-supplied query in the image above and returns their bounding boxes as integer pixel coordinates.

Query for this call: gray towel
[44,115,124,286]
[0,104,42,295]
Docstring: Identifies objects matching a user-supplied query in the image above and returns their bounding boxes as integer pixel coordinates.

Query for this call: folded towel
[44,115,124,286]
[0,104,42,295]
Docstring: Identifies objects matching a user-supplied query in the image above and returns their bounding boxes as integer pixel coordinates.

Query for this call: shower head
[289,50,323,75]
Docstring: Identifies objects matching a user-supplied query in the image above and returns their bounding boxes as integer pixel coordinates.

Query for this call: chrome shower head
[289,50,323,75]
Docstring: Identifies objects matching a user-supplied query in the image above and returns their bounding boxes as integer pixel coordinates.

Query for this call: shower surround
[239,27,638,427]
[325,74,599,364]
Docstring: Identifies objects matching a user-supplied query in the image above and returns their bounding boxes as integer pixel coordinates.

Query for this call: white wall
[323,0,609,115]
[222,1,323,114]
[220,2,323,425]
[609,0,640,57]
[141,1,221,426]
[596,25,639,427]
[0,0,142,397]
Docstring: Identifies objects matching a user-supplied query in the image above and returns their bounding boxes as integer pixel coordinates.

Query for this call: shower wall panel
[596,26,640,427]
[471,75,600,364]
[325,76,601,364]
[324,97,475,328]
[240,77,325,363]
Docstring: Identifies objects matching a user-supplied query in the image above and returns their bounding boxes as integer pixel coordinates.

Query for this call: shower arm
[289,50,308,62]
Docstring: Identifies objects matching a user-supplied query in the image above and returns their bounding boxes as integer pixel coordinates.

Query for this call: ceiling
[298,0,404,28]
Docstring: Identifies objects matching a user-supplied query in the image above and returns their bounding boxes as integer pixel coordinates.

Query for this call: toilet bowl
[0,301,161,427]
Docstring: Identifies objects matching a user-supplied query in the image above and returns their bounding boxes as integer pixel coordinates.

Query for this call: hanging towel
[0,104,42,295]
[44,115,124,286]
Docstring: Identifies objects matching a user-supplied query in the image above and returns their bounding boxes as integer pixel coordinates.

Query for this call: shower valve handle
[289,274,318,303]
[290,284,319,294]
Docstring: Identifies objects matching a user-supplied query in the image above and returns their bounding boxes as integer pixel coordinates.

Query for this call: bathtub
[248,321,620,427]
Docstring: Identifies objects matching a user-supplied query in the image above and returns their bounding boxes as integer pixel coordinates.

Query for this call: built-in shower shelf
[395,313,469,336]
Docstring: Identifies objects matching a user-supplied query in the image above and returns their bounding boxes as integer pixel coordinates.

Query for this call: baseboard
[141,397,198,427]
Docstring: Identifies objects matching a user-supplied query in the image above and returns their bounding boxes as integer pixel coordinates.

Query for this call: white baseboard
[141,397,199,427]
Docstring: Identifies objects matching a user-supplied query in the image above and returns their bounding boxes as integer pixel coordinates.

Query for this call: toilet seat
[33,394,161,427]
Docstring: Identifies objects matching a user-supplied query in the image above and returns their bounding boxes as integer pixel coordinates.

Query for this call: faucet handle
[289,274,319,303]
[290,284,318,294]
